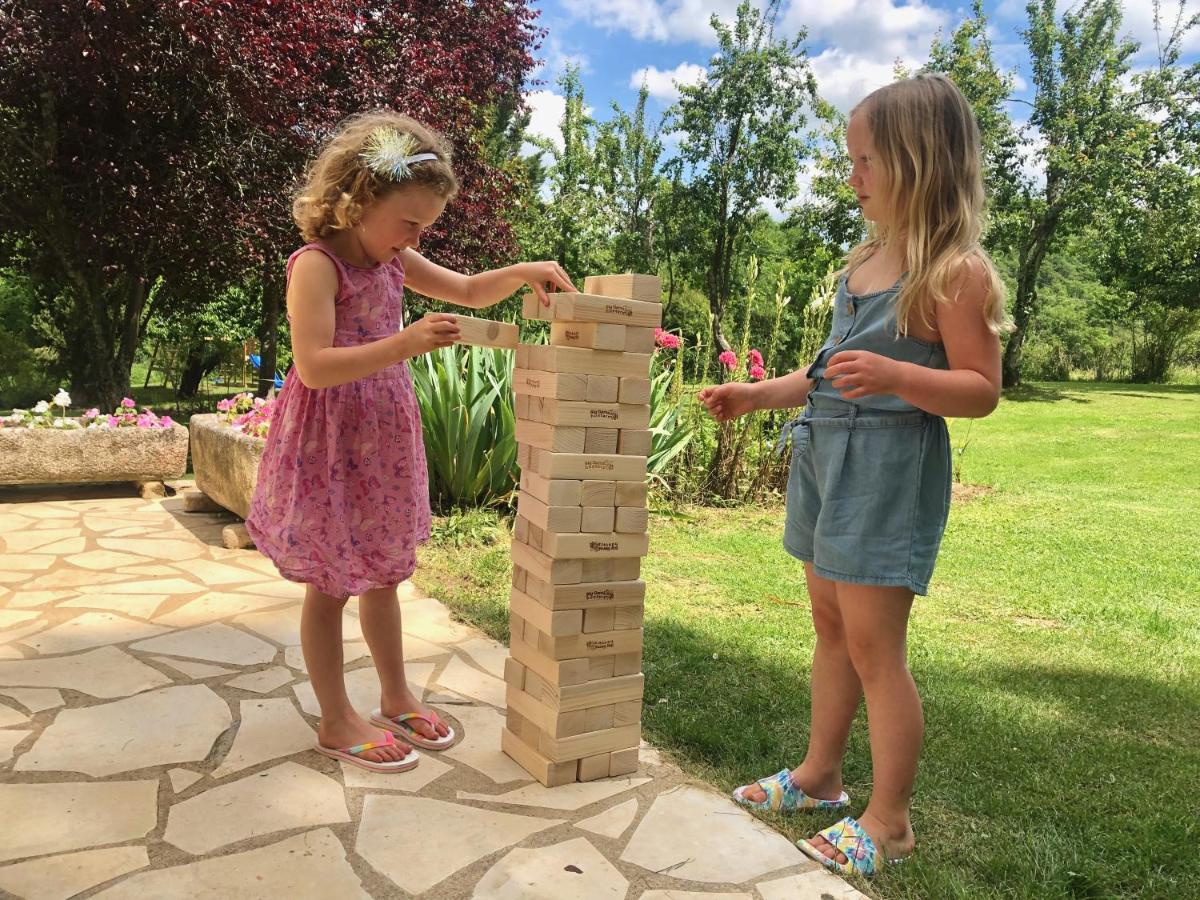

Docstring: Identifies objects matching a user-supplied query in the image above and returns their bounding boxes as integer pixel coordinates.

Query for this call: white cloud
[559,0,748,44]
[523,90,567,154]
[808,46,917,114]
[630,62,707,100]
[782,0,947,61]
[1119,0,1200,57]
[531,31,591,80]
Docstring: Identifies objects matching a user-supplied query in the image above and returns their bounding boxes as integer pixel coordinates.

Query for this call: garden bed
[0,423,189,487]
[188,413,264,519]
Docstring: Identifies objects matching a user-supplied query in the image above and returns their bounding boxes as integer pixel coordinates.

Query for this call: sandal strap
[815,817,880,877]
[391,711,441,728]
[757,769,799,810]
[342,731,395,756]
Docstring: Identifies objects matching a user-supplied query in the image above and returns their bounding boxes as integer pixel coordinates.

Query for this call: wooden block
[522,574,646,611]
[615,506,649,533]
[609,746,640,776]
[512,515,529,544]
[453,314,519,350]
[581,557,641,582]
[583,273,662,304]
[517,441,533,470]
[584,428,618,454]
[585,704,616,732]
[524,520,545,551]
[517,491,582,534]
[583,607,616,633]
[519,344,653,379]
[539,723,642,763]
[577,753,612,782]
[523,292,663,328]
[510,627,591,686]
[580,506,615,533]
[514,420,586,453]
[618,377,651,404]
[539,530,649,560]
[613,699,641,727]
[614,652,641,676]
[511,587,583,636]
[514,394,531,421]
[512,537,583,585]
[512,564,529,593]
[614,481,648,507]
[551,321,626,351]
[585,375,619,403]
[503,657,526,690]
[588,655,616,680]
[502,728,577,787]
[618,429,652,456]
[624,327,656,354]
[512,368,588,401]
[532,622,645,661]
[524,669,645,711]
[507,685,589,738]
[506,707,542,746]
[613,605,644,630]
[528,449,647,482]
[580,481,617,507]
[520,471,583,507]
[535,400,650,430]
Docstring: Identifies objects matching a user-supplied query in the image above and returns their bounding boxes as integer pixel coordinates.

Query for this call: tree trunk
[257,267,283,397]
[1001,215,1056,388]
[177,340,225,398]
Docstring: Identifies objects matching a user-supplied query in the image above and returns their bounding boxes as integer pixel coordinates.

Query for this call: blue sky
[522,0,1199,165]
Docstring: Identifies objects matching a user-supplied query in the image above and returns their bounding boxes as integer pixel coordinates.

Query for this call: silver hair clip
[360,128,440,181]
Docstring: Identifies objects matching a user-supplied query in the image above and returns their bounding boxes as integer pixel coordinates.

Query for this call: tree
[596,83,664,275]
[666,0,819,358]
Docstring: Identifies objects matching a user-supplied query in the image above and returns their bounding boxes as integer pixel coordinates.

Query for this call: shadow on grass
[1001,384,1088,404]
[639,614,1200,900]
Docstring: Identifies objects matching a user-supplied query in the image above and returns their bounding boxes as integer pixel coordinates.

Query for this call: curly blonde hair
[844,74,1009,336]
[293,110,459,242]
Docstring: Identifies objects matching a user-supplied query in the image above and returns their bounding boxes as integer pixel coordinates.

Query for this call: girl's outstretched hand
[698,382,757,423]
[520,261,577,306]
[822,350,907,400]
[404,313,461,356]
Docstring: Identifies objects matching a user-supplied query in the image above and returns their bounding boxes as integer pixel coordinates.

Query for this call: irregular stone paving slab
[97,538,205,560]
[356,795,563,895]
[0,728,31,762]
[131,623,277,665]
[65,549,151,571]
[0,646,24,658]
[212,698,314,778]
[151,656,238,679]
[225,666,293,693]
[153,591,294,628]
[58,592,170,618]
[456,636,509,678]
[233,580,307,601]
[620,784,806,884]
[233,606,302,646]
[0,845,150,900]
[16,684,231,777]
[0,609,40,627]
[1,553,60,572]
[0,645,172,698]
[115,564,182,577]
[283,640,371,673]
[340,752,453,791]
[442,702,533,784]
[90,828,369,900]
[400,596,473,643]
[28,538,88,555]
[172,559,261,585]
[0,780,158,864]
[639,892,752,899]
[0,570,35,585]
[75,576,200,595]
[472,836,627,900]
[168,768,203,792]
[0,620,47,645]
[756,869,871,899]
[292,663,433,718]
[436,653,507,708]
[24,611,171,655]
[0,513,31,532]
[575,797,639,839]
[0,686,63,712]
[164,761,350,855]
[0,701,28,727]
[460,776,650,812]
[5,589,76,609]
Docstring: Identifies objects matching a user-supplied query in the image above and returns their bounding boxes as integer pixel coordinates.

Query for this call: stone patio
[0,485,867,899]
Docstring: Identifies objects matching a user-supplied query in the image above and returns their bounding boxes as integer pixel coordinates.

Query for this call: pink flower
[159,416,174,427]
[749,348,763,367]
[749,364,766,381]
[654,327,681,351]
[718,350,737,371]
[83,408,99,418]
[217,398,234,412]
[107,415,120,427]
[120,397,136,409]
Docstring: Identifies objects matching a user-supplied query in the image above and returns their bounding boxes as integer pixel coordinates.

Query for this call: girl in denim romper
[700,74,1008,877]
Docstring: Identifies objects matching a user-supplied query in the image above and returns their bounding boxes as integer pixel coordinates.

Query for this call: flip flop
[370,708,457,750]
[797,816,909,878]
[732,768,850,813]
[313,729,420,773]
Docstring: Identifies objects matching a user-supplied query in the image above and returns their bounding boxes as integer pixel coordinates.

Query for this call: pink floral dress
[246,243,431,600]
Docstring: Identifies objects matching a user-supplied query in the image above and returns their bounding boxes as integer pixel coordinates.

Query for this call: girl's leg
[304,584,410,762]
[358,584,449,741]
[805,581,920,863]
[739,563,860,802]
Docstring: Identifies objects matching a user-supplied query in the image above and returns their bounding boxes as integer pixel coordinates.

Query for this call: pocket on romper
[789,420,812,463]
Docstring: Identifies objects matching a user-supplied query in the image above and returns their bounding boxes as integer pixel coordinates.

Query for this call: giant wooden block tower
[501,273,661,785]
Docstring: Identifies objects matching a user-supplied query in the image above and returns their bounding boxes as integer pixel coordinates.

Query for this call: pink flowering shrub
[3,395,172,429]
[749,364,766,381]
[217,392,273,439]
[718,350,737,371]
[654,327,682,351]
[748,349,763,367]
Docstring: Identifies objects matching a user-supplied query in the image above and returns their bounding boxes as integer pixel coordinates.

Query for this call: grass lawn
[416,382,1200,900]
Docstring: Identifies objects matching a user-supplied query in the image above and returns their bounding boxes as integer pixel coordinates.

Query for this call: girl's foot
[317,713,413,764]
[379,689,452,742]
[736,766,845,806]
[805,810,914,867]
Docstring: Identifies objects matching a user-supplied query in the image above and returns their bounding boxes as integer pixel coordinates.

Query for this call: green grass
[423,381,1199,898]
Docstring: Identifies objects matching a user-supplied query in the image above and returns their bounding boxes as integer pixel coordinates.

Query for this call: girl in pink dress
[246,111,574,772]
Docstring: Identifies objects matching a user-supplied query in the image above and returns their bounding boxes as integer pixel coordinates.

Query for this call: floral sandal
[797,816,909,877]
[313,730,420,773]
[732,769,850,813]
[370,708,457,750]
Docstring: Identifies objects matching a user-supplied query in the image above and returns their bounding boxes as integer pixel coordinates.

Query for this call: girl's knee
[845,635,908,682]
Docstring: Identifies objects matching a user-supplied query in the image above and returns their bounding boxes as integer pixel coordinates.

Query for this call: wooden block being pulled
[618,377,652,405]
[511,536,583,585]
[512,368,588,401]
[584,428,618,454]
[618,429,653,456]
[551,322,626,351]
[509,624,591,686]
[535,400,650,430]
[614,481,648,507]
[527,617,645,661]
[583,274,662,304]
[613,605,645,630]
[583,607,616,633]
[539,722,641,763]
[524,668,645,712]
[514,420,586,453]
[517,491,582,534]
[511,587,584,636]
[527,449,647,482]
[624,327,656,354]
[539,530,649,560]
[613,652,641,676]
[453,314,519,349]
[522,574,646,611]
[581,506,615,533]
[523,292,663,328]
[502,727,577,787]
[507,685,590,738]
[519,344,653,379]
[585,375,619,403]
[520,471,583,507]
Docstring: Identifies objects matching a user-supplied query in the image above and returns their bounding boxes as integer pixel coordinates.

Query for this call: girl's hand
[822,350,907,399]
[520,261,577,306]
[698,382,758,422]
[402,313,461,357]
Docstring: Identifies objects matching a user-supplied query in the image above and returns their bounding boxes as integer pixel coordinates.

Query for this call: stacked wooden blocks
[503,273,662,786]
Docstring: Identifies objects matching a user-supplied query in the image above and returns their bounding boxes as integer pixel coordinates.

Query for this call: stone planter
[188,413,265,520]
[0,424,189,492]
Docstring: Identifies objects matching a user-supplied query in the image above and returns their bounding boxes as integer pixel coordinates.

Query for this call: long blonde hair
[844,74,1008,335]
[292,110,459,243]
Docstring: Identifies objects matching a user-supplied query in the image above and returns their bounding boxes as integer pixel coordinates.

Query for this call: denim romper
[781,271,952,595]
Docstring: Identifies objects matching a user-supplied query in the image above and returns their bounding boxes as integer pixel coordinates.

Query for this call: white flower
[53,419,65,428]
[33,401,50,414]
[53,390,71,407]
